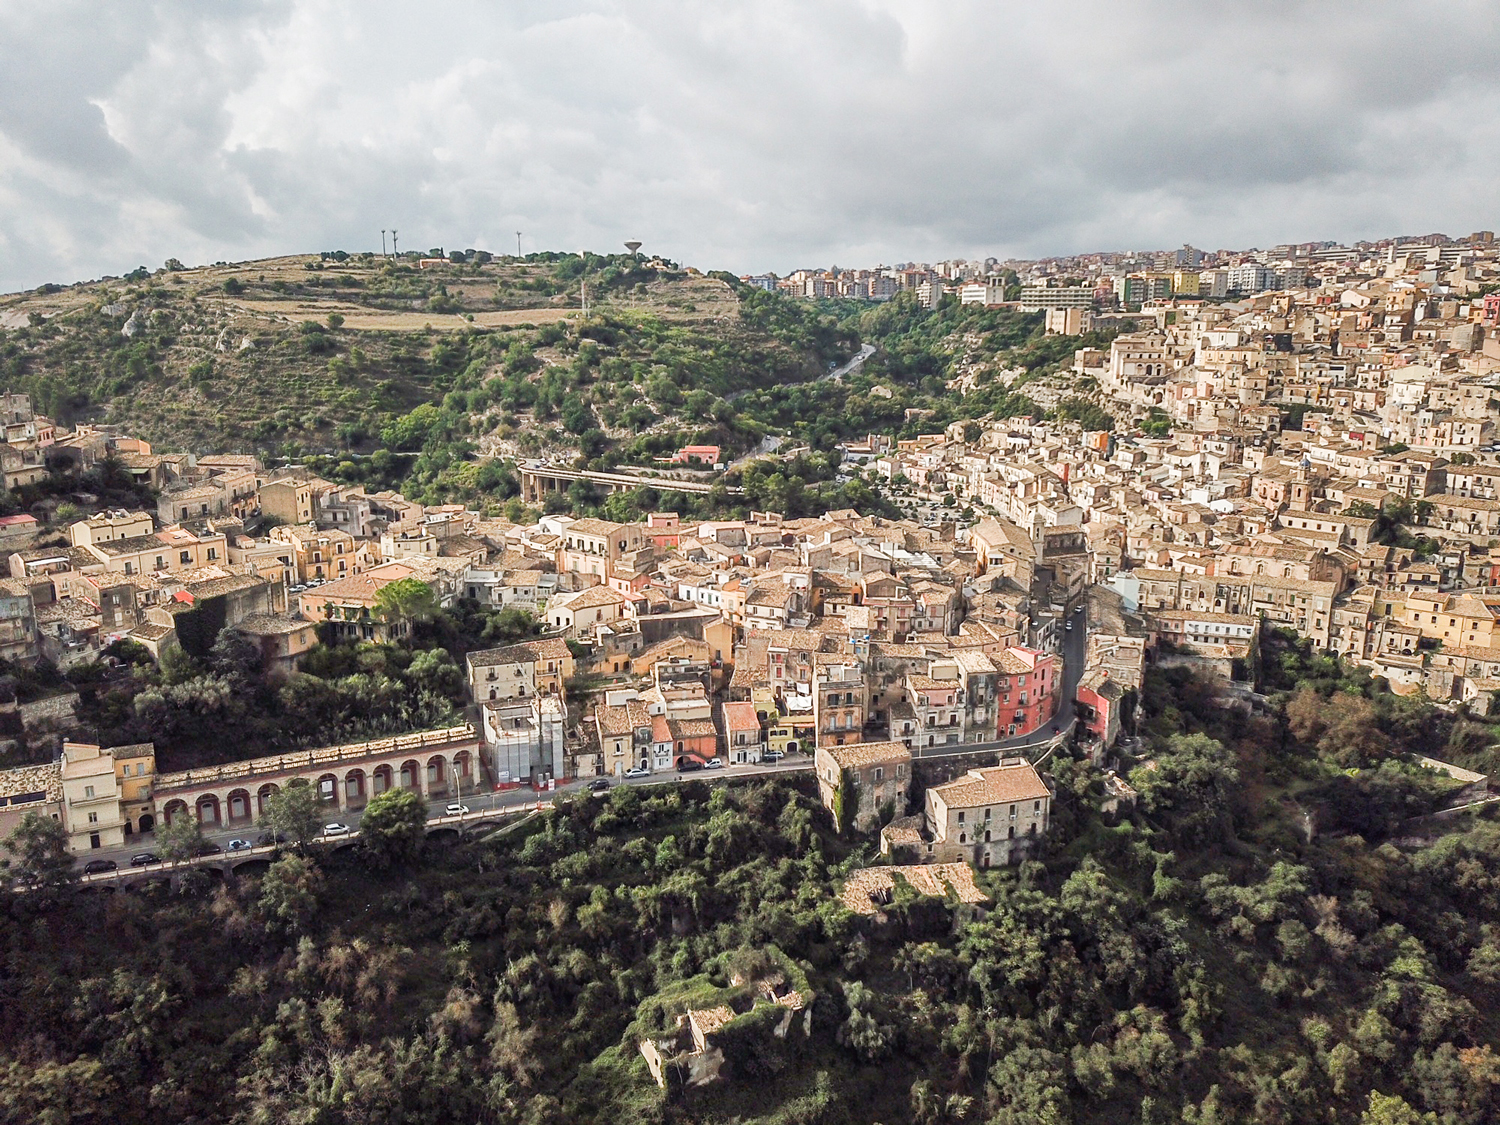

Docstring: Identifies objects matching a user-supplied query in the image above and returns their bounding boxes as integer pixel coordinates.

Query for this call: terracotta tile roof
[720,701,759,731]
[932,763,1050,808]
[668,717,717,740]
[688,1006,736,1037]
[819,740,910,768]
[839,863,986,915]
[466,637,571,666]
[0,760,61,804]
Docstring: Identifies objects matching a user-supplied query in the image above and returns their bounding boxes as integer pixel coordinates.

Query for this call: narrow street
[75,598,1085,872]
[73,756,816,870]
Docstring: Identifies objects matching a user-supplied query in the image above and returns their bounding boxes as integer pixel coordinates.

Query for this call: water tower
[624,241,642,255]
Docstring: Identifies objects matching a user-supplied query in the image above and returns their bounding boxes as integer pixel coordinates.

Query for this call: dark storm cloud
[2,0,1498,290]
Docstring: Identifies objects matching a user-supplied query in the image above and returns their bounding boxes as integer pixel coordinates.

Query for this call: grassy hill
[0,253,1127,522]
[0,252,807,454]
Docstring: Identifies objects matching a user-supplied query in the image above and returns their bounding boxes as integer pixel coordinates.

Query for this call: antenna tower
[391,230,398,257]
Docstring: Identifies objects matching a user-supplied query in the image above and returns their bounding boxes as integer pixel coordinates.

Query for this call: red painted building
[995,646,1058,737]
[1075,668,1124,750]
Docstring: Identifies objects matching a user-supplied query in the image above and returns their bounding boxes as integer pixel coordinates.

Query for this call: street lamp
[449,759,466,819]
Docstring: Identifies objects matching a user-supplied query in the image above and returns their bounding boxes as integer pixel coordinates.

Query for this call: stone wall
[19,693,80,730]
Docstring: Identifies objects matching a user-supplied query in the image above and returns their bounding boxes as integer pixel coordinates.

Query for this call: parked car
[445,803,470,816]
[624,766,650,779]
[587,778,611,792]
[83,859,118,875]
[129,852,159,867]
[763,750,785,762]
[323,823,350,837]
[195,842,223,856]
[256,831,286,846]
[227,838,255,852]
[705,758,724,769]
[678,759,704,772]
[1065,621,1073,630]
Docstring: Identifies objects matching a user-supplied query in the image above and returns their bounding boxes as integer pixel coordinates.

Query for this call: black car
[256,831,287,846]
[195,842,223,856]
[587,778,611,792]
[678,759,704,772]
[83,859,118,875]
[129,852,159,867]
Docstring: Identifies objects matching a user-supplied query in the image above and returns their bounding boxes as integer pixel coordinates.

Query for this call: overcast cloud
[2,0,1499,291]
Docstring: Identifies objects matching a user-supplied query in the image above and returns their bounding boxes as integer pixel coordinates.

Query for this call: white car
[445,803,470,816]
[226,838,254,852]
[704,758,724,769]
[1065,621,1073,630]
[624,766,650,779]
[323,823,350,837]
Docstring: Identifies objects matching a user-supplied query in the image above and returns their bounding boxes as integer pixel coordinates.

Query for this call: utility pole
[380,229,387,257]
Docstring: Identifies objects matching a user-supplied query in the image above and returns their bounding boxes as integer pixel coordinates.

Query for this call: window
[957,810,965,824]
[873,767,884,782]
[84,784,95,798]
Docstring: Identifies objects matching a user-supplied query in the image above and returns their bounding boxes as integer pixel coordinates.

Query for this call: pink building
[995,647,1058,738]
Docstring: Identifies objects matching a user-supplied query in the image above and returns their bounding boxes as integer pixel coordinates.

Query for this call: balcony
[67,790,118,808]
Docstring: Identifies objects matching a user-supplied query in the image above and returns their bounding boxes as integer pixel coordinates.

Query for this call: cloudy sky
[2,1,1499,291]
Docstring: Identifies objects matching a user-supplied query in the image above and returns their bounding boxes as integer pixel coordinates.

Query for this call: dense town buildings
[5,229,1500,870]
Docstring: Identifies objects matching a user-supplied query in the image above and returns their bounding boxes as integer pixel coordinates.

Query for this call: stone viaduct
[517,462,741,505]
[153,725,486,830]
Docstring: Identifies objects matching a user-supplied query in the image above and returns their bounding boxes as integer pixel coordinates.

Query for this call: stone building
[815,739,911,833]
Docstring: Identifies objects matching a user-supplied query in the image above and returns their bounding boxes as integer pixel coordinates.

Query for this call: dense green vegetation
[2,259,1126,525]
[6,658,1500,1123]
[51,598,543,772]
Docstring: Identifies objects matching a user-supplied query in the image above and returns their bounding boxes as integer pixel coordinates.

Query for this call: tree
[256,853,323,937]
[838,980,895,1061]
[372,578,438,632]
[360,788,427,867]
[4,811,76,892]
[1361,1092,1439,1124]
[156,814,205,863]
[260,782,323,849]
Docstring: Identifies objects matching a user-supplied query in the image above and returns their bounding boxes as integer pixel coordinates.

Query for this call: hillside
[0,252,846,476]
[0,256,1126,522]
[7,662,1500,1125]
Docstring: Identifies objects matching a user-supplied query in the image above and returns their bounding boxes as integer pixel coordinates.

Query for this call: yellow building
[757,686,816,756]
[112,743,157,838]
[60,741,125,854]
[1399,591,1500,650]
[1171,270,1201,296]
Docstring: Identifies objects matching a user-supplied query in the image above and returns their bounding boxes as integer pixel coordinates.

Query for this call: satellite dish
[624,241,642,255]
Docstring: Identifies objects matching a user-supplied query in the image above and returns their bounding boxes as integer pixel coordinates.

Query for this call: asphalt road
[74,601,1086,871]
[818,342,876,383]
[74,756,815,869]
[911,594,1087,762]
